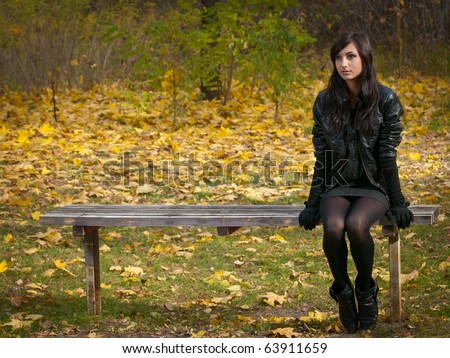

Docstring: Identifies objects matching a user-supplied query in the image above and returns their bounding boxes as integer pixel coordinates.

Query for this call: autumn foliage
[0,72,449,337]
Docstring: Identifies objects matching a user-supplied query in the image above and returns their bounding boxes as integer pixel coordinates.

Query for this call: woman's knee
[323,217,346,239]
[345,215,370,240]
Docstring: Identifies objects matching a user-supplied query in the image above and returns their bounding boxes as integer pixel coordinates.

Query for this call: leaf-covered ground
[0,75,449,337]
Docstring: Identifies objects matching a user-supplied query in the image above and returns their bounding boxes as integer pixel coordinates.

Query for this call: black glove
[386,204,414,229]
[298,205,320,231]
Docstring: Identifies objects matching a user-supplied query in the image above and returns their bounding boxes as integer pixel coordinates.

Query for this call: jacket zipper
[354,101,390,202]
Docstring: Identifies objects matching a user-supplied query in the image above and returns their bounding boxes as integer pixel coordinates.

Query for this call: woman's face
[335,42,363,83]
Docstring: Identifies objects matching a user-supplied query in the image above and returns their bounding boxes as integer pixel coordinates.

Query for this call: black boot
[356,279,379,331]
[329,283,358,333]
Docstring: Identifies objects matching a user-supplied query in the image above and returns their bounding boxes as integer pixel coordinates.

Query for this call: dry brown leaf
[271,327,301,338]
[401,270,419,284]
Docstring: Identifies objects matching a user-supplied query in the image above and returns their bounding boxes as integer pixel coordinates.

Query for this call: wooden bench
[40,204,439,321]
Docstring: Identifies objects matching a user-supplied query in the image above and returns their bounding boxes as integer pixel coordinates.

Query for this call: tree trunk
[223,55,234,105]
[396,4,403,78]
[200,0,221,101]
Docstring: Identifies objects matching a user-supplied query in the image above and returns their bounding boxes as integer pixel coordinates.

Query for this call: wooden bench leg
[383,224,402,322]
[217,226,241,236]
[74,226,102,315]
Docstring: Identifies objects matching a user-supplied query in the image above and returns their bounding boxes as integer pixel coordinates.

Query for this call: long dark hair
[326,32,379,133]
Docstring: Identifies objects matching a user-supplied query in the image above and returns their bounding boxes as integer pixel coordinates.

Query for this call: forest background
[0,0,448,338]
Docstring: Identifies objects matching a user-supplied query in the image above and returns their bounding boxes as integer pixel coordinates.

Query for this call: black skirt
[321,186,389,210]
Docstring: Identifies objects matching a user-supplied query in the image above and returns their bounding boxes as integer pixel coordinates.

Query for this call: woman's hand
[298,206,321,230]
[386,205,414,229]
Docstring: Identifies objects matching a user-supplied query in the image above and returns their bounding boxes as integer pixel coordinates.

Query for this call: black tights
[320,196,387,292]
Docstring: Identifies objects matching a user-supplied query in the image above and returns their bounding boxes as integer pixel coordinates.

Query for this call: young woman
[298,32,414,333]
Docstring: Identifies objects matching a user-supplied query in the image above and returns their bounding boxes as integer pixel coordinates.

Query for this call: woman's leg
[320,196,352,292]
[345,197,386,291]
[320,196,358,333]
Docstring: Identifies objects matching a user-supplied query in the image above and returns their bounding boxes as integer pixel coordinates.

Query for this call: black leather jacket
[306,84,405,207]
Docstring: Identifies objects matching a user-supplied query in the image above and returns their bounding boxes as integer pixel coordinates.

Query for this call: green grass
[1,207,448,338]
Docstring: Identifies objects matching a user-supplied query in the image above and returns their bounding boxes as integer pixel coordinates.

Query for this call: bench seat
[40,204,440,320]
[40,204,438,227]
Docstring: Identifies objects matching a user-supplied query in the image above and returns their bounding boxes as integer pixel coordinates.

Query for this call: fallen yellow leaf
[43,269,55,277]
[211,295,233,304]
[0,260,8,273]
[25,314,44,321]
[191,330,207,338]
[23,248,39,255]
[265,316,294,323]
[54,259,77,277]
[41,166,51,175]
[401,270,419,284]
[438,261,450,271]
[299,310,327,322]
[31,211,41,220]
[262,292,286,306]
[4,234,14,243]
[26,282,47,290]
[38,122,55,135]
[54,259,67,269]
[99,244,111,252]
[237,315,256,324]
[32,228,63,245]
[271,327,301,338]
[408,152,421,161]
[269,233,287,242]
[176,251,193,259]
[3,319,32,330]
[120,266,144,277]
[65,288,85,296]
